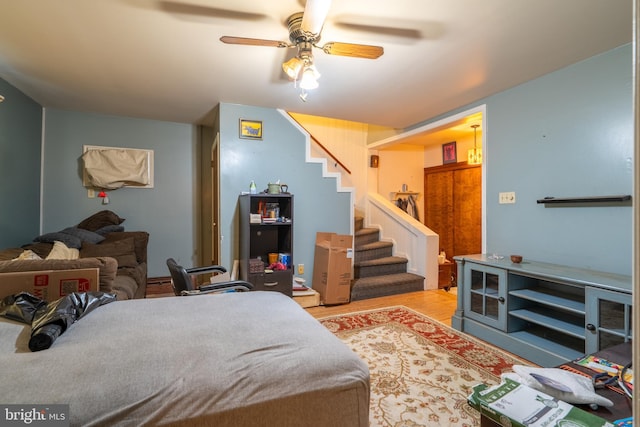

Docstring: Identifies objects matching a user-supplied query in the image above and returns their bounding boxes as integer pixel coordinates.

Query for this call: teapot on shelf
[267,182,288,194]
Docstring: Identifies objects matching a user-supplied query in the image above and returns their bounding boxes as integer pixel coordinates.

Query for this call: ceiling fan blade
[159,1,268,21]
[220,36,289,48]
[332,15,445,41]
[321,42,384,59]
[301,0,332,35]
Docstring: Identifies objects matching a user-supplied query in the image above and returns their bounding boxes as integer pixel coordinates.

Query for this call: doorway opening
[370,105,486,253]
[369,105,485,303]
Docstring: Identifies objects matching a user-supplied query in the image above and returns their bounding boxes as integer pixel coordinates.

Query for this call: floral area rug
[319,306,530,427]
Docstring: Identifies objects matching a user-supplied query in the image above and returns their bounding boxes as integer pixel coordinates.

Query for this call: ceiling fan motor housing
[287,12,320,45]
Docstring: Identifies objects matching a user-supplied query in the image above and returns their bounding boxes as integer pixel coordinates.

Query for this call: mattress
[0,291,370,426]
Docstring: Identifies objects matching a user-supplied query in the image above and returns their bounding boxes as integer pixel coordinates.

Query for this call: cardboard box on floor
[0,268,100,302]
[312,232,353,305]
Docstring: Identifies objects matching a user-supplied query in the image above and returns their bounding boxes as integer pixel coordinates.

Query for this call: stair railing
[286,112,351,174]
[365,192,440,290]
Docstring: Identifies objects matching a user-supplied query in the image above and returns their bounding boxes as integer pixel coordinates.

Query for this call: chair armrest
[185,265,227,275]
[180,281,253,295]
[200,280,253,292]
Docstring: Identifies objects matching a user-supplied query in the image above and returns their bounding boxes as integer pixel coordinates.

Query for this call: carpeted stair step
[355,256,408,278]
[354,227,380,247]
[354,241,393,263]
[354,216,364,232]
[351,272,424,301]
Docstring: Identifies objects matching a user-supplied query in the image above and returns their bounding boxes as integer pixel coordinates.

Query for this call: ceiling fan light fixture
[282,56,304,79]
[299,65,320,90]
[222,1,385,102]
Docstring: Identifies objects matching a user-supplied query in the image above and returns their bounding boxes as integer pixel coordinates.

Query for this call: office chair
[166,258,253,296]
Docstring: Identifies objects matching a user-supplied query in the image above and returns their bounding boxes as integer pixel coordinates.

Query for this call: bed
[0,291,370,426]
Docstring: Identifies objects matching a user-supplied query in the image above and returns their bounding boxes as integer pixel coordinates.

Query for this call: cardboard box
[293,288,320,308]
[0,268,100,302]
[312,232,353,305]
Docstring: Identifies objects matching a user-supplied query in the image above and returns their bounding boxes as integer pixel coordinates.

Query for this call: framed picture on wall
[442,141,457,164]
[239,119,263,140]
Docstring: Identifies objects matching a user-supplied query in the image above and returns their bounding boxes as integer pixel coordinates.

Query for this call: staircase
[351,217,425,301]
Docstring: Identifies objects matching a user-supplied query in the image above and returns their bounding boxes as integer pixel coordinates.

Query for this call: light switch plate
[499,192,516,204]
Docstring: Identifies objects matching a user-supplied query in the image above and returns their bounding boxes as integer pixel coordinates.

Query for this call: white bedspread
[0,292,370,426]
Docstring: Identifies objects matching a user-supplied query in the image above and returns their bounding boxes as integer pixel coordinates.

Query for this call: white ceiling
[0,1,632,130]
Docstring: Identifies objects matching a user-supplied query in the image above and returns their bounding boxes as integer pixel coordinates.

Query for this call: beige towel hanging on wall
[82,148,151,190]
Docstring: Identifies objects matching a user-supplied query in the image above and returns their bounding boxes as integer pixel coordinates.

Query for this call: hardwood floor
[146,281,460,326]
[305,288,458,326]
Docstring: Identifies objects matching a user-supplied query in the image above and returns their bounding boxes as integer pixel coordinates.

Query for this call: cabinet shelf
[509,289,585,315]
[598,327,632,338]
[510,331,584,361]
[509,309,585,339]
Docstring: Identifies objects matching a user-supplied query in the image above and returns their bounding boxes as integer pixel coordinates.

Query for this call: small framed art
[239,119,263,140]
[442,141,457,164]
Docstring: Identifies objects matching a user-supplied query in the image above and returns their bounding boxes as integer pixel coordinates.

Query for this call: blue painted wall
[218,103,351,281]
[485,45,632,274]
[408,44,633,275]
[2,42,631,280]
[0,78,42,248]
[41,109,197,277]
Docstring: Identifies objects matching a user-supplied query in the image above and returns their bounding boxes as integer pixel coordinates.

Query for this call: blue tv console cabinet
[451,254,632,367]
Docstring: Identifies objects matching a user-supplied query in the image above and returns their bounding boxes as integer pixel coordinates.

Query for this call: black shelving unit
[239,193,293,297]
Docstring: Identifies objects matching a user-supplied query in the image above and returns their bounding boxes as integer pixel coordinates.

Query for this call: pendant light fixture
[467,124,482,165]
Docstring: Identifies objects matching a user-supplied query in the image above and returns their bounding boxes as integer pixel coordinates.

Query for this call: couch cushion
[111,275,137,300]
[77,210,125,232]
[0,248,26,261]
[102,232,149,264]
[80,238,137,268]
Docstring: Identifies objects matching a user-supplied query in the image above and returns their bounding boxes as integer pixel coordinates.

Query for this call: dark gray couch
[0,211,149,300]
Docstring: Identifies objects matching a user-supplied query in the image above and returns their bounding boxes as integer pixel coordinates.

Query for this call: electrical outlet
[499,192,516,204]
[87,189,95,198]
[297,264,304,275]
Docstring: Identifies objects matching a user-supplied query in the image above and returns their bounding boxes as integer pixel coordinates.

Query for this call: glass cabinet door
[463,263,507,330]
[585,287,632,354]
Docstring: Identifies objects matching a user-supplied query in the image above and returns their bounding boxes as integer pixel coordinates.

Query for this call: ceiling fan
[220,0,384,99]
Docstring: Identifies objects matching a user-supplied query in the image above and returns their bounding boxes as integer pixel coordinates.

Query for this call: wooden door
[211,133,220,265]
[424,163,481,259]
[424,170,454,257]
[453,166,481,256]
[199,126,220,266]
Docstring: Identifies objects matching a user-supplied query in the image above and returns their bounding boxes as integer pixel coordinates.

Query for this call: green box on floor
[468,378,614,427]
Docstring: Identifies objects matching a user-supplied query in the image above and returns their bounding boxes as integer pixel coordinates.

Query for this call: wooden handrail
[287,112,351,175]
